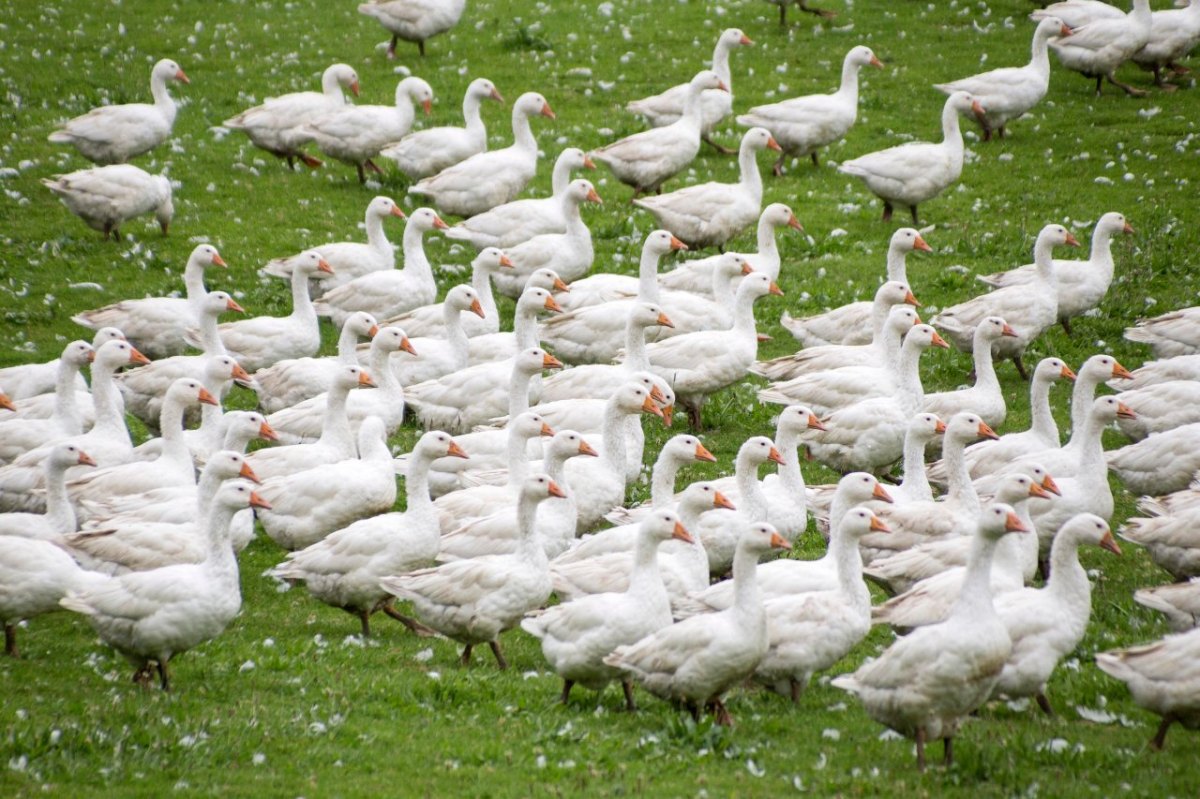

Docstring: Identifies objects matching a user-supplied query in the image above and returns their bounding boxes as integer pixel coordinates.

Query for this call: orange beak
[657,312,675,329]
[249,491,272,511]
[672,521,694,544]
[211,253,228,268]
[904,290,921,307]
[716,79,730,93]
[544,295,563,313]
[694,443,717,463]
[769,532,791,550]
[197,387,219,406]
[239,461,261,484]
[740,262,755,276]
[1004,512,1029,533]
[552,276,570,293]
[1042,474,1061,496]
[357,370,376,388]
[647,385,666,405]
[498,254,515,268]
[1111,362,1133,380]
[490,88,504,104]
[175,69,190,84]
[931,331,950,349]
[739,33,754,46]
[258,421,278,441]
[1116,402,1137,420]
[873,483,894,503]
[390,205,406,219]
[540,422,555,437]
[765,136,782,153]
[934,418,947,434]
[913,314,923,324]
[447,440,469,459]
[641,396,664,417]
[767,446,785,466]
[1064,232,1081,247]
[578,439,599,457]
[469,298,485,318]
[978,421,999,440]
[870,55,884,69]
[0,394,14,412]
[788,213,804,231]
[1028,481,1051,500]
[231,364,252,383]
[129,347,151,366]
[400,337,418,357]
[547,479,567,498]
[350,80,361,97]
[970,99,985,117]
[582,155,596,170]
[913,235,932,252]
[421,99,432,115]
[661,404,674,428]
[1000,322,1018,338]
[806,413,826,432]
[87,351,96,363]
[226,298,245,313]
[317,258,335,274]
[76,450,97,467]
[669,235,688,251]
[713,491,736,511]
[432,215,449,230]
[366,324,380,338]
[541,101,556,119]
[1123,221,1135,235]
[768,282,784,297]
[585,187,603,204]
[542,352,563,370]
[1099,531,1122,556]
[1059,23,1073,37]
[1060,365,1076,381]
[868,515,891,533]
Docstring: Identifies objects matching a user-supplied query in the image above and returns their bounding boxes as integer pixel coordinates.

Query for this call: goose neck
[885,245,909,283]
[43,459,77,534]
[1089,225,1117,279]
[507,363,536,419]
[222,422,256,454]
[317,382,354,454]
[756,218,781,267]
[289,267,318,325]
[637,248,664,304]
[195,465,223,518]
[150,71,177,121]
[601,399,629,478]
[511,106,537,153]
[471,266,500,325]
[90,360,127,438]
[731,284,760,337]
[941,98,965,151]
[52,357,83,428]
[711,39,735,85]
[944,432,981,514]
[462,90,486,141]
[623,318,651,372]
[682,82,706,128]
[515,493,550,564]
[730,543,765,623]
[442,303,469,364]
[775,427,805,496]
[512,305,540,353]
[197,375,229,447]
[158,393,192,464]
[404,447,437,529]
[400,224,434,284]
[737,139,765,205]
[198,309,227,356]
[321,69,346,101]
[735,452,768,522]
[836,56,863,104]
[550,156,573,197]
[365,209,393,259]
[505,428,534,488]
[899,432,933,500]
[971,332,1001,394]
[950,532,1001,620]
[1069,371,1102,438]
[203,500,241,571]
[832,524,869,608]
[1031,25,1054,73]
[183,256,210,307]
[1032,234,1059,286]
[629,529,668,598]
[368,344,401,396]
[895,339,927,411]
[1045,532,1090,605]
[649,450,684,507]
[712,267,741,318]
[1028,371,1059,443]
[336,324,363,364]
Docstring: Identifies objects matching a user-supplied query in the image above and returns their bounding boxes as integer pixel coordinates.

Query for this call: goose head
[525,268,570,294]
[61,340,96,368]
[469,77,504,105]
[630,302,674,330]
[876,280,921,310]
[397,76,434,115]
[688,70,728,94]
[95,339,150,371]
[679,481,736,514]
[203,450,261,485]
[642,509,694,546]
[715,252,755,280]
[510,411,555,441]
[740,435,786,468]
[762,202,803,231]
[1059,513,1121,555]
[556,147,595,172]
[546,429,598,461]
[626,371,674,412]
[978,502,1029,541]
[327,63,360,96]
[565,179,603,207]
[167,377,218,409]
[407,207,449,233]
[663,433,717,465]
[908,412,946,442]
[520,472,567,505]
[737,521,791,556]
[836,472,894,505]
[368,195,406,221]
[612,382,664,420]
[1080,354,1132,383]
[1020,463,1060,496]
[188,244,227,271]
[1098,211,1134,237]
[514,91,555,120]
[152,58,189,86]
[976,315,1018,343]
[946,90,985,120]
[516,286,563,317]
[417,429,468,460]
[993,472,1053,506]
[216,479,272,513]
[1091,395,1136,426]
[643,229,688,258]
[839,507,890,541]
[1035,357,1076,384]
[200,291,245,320]
[204,354,252,387]
[344,312,380,340]
[514,347,563,377]
[91,327,127,348]
[719,27,754,49]
[47,443,96,471]
[847,45,884,70]
[291,250,335,278]
[445,285,485,318]
[332,365,375,393]
[885,305,922,336]
[777,404,826,435]
[222,410,277,444]
[1035,223,1081,250]
[905,323,949,352]
[945,411,998,445]
[1033,15,1072,41]
[890,227,932,255]
[371,326,417,357]
[474,247,514,274]
[736,270,783,300]
[741,126,782,153]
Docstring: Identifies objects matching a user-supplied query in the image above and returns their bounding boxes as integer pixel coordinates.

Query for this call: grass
[2,0,1200,794]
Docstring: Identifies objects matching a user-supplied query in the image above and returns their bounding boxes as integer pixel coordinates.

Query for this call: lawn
[2,0,1199,795]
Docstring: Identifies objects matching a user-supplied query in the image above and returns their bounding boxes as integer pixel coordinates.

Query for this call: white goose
[253,311,379,414]
[43,164,173,240]
[387,286,483,385]
[260,196,406,287]
[839,91,982,223]
[382,248,512,338]
[297,76,434,183]
[48,59,189,165]
[603,522,790,726]
[72,244,228,359]
[1108,421,1200,497]
[0,327,122,401]
[409,92,556,218]
[0,341,95,465]
[1135,579,1200,632]
[691,436,784,576]
[314,208,447,327]
[466,279,564,366]
[358,0,466,58]
[0,444,95,542]
[268,430,467,637]
[381,78,504,179]
[592,71,727,197]
[737,44,884,172]
[1116,353,1200,392]
[443,148,596,250]
[832,504,1028,771]
[922,316,1017,429]
[379,473,564,669]
[779,227,930,347]
[934,17,1071,140]
[1124,305,1200,358]
[223,63,360,170]
[1114,379,1200,441]
[59,481,269,690]
[1096,627,1200,751]
[0,535,106,657]
[632,127,781,251]
[933,224,1080,379]
[523,510,693,710]
[1048,0,1153,96]
[1130,0,1200,87]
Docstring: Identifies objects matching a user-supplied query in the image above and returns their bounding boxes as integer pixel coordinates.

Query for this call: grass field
[2,0,1200,794]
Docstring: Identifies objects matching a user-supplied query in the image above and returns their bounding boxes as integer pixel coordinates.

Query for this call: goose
[632,127,781,251]
[268,327,414,444]
[466,279,564,366]
[1114,379,1200,440]
[0,328,122,401]
[0,535,106,657]
[1048,0,1153,96]
[804,325,949,473]
[759,295,924,410]
[203,252,332,373]
[409,92,556,218]
[223,63,360,170]
[313,208,446,327]
[0,341,149,513]
[383,248,512,339]
[358,0,466,58]
[657,203,803,295]
[591,71,728,198]
[245,365,374,481]
[115,292,246,430]
[72,244,228,359]
[642,272,783,428]
[1095,627,1200,750]
[757,301,920,383]
[253,312,379,414]
[838,91,982,223]
[737,45,883,172]
[386,286,483,385]
[381,78,505,179]
[0,444,95,542]
[990,514,1120,714]
[864,470,1055,598]
[1121,491,1200,580]
[268,430,467,637]
[933,224,1080,379]
[922,316,1017,429]
[1135,579,1200,632]
[48,59,189,165]
[626,28,754,154]
[0,341,94,464]
[42,164,173,240]
[1108,421,1200,497]
[603,522,791,726]
[976,212,1133,334]
[1123,305,1200,358]
[257,417,398,551]
[1031,1,1126,29]
[547,226,689,311]
[260,196,406,287]
[1129,0,1200,88]
[59,481,269,690]
[934,17,1072,140]
[1115,352,1200,391]
[832,504,1028,771]
[491,179,603,298]
[296,76,433,183]
[755,508,888,703]
[768,0,838,26]
[406,348,562,435]
[779,228,930,347]
[443,148,596,250]
[677,473,893,617]
[523,510,693,710]
[379,474,564,669]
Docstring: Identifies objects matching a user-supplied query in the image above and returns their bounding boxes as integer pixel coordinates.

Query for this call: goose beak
[350,80,361,97]
[0,394,14,412]
[231,364,252,383]
[1041,474,1061,495]
[1123,221,1135,235]
[970,99,985,117]
[490,88,505,104]
[1099,530,1122,555]
[432,215,449,230]
[211,254,228,268]
[87,351,96,363]
[1116,402,1137,420]
[258,421,278,441]
[1000,322,1018,337]
[1005,512,1029,533]
[226,298,245,313]
[317,258,335,274]
[129,347,151,366]
[498,254,515,268]
[741,262,756,276]
[400,337,418,357]
[661,404,674,427]
[1060,23,1073,37]
[713,491,736,511]
[767,446,785,466]
[1111,362,1133,380]
[197,387,219,406]
[249,491,272,511]
[657,312,675,329]
[904,290,921,307]
[669,235,688,251]
[578,439,599,457]
[76,450,97,467]
[645,385,665,405]
[582,155,596,170]
[175,69,190,84]
[978,421,999,440]
[1064,232,1081,247]
[934,418,947,434]
[390,205,406,219]
[357,370,376,388]
[739,33,754,46]
[552,276,570,293]
[672,521,695,543]
[768,281,784,296]
[873,483,894,503]
[540,422,555,437]
[870,55,884,69]
[447,440,469,459]
[913,314,923,324]
[544,295,563,313]
[469,299,485,318]
[806,413,826,432]
[913,235,932,252]
[766,136,782,152]
[421,99,432,115]
[869,514,891,533]
[788,213,804,231]
[540,101,556,119]
[1061,365,1077,381]
[547,479,567,498]
[1028,481,1051,499]
[931,331,950,349]
[641,396,664,417]
[367,324,380,338]
[694,443,717,463]
[239,462,261,484]
[769,532,791,550]
[542,353,563,370]
[585,187,603,204]
[716,79,730,93]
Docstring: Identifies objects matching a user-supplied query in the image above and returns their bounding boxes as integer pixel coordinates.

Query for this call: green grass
[2,0,1200,795]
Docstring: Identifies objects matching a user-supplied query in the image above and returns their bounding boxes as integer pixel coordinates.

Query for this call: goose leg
[387,35,398,60]
[1151,716,1174,750]
[103,223,115,241]
[1060,317,1073,336]
[686,401,703,431]
[998,124,1007,139]
[418,40,426,58]
[459,644,473,666]
[797,0,837,19]
[1013,355,1029,381]
[772,153,786,177]
[1169,62,1191,76]
[881,202,894,222]
[621,681,638,711]
[712,698,735,727]
[1036,691,1055,716]
[943,736,953,767]
[4,624,17,657]
[686,699,700,721]
[915,727,927,772]
[1107,73,1148,97]
[286,155,296,171]
[356,163,367,184]
[703,135,738,156]
[810,152,819,167]
[561,679,574,704]
[780,3,787,25]
[133,664,154,687]
[488,640,509,670]
[381,602,438,636]
[910,205,920,225]
[299,153,323,169]
[1095,75,1104,96]
[157,659,171,692]
[358,609,371,638]
[790,678,802,704]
